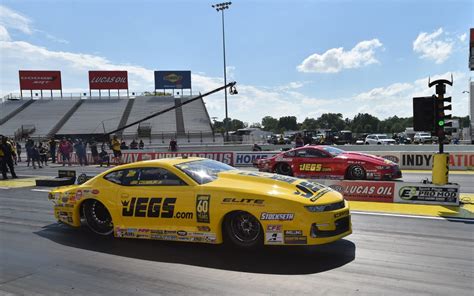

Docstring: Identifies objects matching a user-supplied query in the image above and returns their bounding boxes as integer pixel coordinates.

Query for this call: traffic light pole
[428,78,453,185]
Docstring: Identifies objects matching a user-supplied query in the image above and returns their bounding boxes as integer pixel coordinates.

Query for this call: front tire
[82,200,114,235]
[347,165,366,180]
[224,211,263,248]
[275,162,293,176]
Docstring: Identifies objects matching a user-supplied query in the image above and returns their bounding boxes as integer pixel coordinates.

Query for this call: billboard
[19,70,62,90]
[89,71,128,90]
[154,71,191,89]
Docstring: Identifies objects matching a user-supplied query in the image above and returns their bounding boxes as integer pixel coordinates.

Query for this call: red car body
[256,146,402,180]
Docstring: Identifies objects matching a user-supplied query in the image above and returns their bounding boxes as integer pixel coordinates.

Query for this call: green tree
[278,116,298,131]
[315,113,346,131]
[261,116,279,132]
[351,113,381,133]
[301,117,318,130]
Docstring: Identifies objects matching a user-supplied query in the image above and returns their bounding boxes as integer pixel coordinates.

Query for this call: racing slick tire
[82,200,114,236]
[224,211,263,248]
[275,162,293,176]
[347,165,366,180]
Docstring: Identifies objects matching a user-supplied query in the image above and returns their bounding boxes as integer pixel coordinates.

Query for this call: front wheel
[224,211,263,248]
[275,162,293,176]
[347,165,366,180]
[82,200,114,235]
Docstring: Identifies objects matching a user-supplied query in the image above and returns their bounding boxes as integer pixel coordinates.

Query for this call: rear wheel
[224,211,262,248]
[82,200,113,235]
[275,162,292,176]
[347,165,366,180]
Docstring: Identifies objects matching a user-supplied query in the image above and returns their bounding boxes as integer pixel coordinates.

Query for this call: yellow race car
[48,157,351,247]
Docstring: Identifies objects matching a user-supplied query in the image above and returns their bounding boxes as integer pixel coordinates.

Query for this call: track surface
[0,185,473,295]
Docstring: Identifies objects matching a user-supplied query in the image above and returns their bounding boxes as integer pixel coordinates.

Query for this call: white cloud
[351,72,468,119]
[297,39,383,73]
[413,28,453,64]
[0,25,10,41]
[0,5,32,34]
[458,33,467,42]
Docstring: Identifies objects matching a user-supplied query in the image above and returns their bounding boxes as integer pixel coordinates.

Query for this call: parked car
[413,132,432,144]
[364,134,396,145]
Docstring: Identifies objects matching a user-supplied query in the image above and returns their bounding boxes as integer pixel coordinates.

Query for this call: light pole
[212,2,232,142]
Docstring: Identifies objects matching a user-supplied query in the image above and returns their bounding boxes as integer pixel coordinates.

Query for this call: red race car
[256,145,401,180]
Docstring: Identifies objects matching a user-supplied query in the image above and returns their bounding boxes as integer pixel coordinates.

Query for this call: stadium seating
[181,97,213,134]
[58,99,128,135]
[0,99,77,137]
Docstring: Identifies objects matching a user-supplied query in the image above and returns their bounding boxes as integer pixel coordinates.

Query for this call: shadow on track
[35,223,355,275]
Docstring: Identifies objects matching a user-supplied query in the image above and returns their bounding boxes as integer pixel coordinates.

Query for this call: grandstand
[0,95,218,144]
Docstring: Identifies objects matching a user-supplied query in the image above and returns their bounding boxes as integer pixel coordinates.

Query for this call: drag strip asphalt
[0,187,472,295]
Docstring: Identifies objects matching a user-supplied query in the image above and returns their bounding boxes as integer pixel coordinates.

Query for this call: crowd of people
[0,135,152,179]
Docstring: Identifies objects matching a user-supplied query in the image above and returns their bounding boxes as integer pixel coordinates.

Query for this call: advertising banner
[19,70,62,90]
[314,179,395,202]
[394,182,460,206]
[89,71,128,89]
[58,151,234,166]
[154,71,191,89]
[234,152,277,166]
[399,152,474,170]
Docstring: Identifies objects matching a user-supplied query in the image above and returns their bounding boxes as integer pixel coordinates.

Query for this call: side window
[306,149,327,158]
[104,170,126,185]
[130,167,187,186]
[296,149,307,157]
[284,151,295,157]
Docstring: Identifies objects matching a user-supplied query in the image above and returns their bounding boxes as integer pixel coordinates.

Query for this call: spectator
[111,135,122,165]
[25,139,34,167]
[89,139,99,164]
[0,136,18,179]
[58,138,72,166]
[74,139,88,166]
[99,145,110,167]
[31,142,42,169]
[38,142,48,166]
[49,138,57,163]
[120,141,128,150]
[169,138,178,152]
[130,139,138,149]
[294,134,304,148]
[252,143,262,151]
[16,142,22,162]
[139,140,144,149]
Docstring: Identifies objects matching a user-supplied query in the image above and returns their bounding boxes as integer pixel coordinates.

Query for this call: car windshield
[321,146,345,156]
[175,159,236,184]
[377,135,388,139]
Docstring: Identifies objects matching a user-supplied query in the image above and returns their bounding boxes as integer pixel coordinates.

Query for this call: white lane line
[31,189,51,192]
[0,187,11,190]
[351,210,474,222]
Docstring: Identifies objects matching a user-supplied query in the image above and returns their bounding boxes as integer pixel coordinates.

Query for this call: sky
[0,0,473,125]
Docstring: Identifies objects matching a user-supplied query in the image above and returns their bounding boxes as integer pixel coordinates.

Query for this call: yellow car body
[48,157,351,246]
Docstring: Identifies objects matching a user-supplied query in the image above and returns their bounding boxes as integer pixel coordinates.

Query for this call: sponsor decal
[151,230,164,235]
[75,190,83,201]
[260,213,294,221]
[121,228,137,238]
[196,195,210,223]
[222,197,264,206]
[398,186,458,203]
[91,189,100,195]
[266,225,282,232]
[177,230,187,236]
[294,181,331,202]
[197,226,211,232]
[298,163,332,172]
[328,181,394,203]
[265,232,283,244]
[284,230,303,236]
[121,197,193,219]
[334,210,349,219]
[284,236,307,245]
